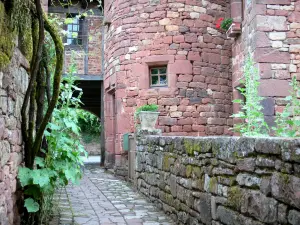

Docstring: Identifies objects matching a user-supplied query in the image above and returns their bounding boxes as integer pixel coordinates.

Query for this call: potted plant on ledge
[134,104,160,130]
[216,18,241,38]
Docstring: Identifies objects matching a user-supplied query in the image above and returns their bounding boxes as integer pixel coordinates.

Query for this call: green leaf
[24,198,39,213]
[18,167,32,187]
[35,157,45,168]
[32,169,50,188]
[233,99,242,103]
[24,186,42,200]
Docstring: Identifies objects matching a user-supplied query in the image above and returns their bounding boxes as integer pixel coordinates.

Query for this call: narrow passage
[50,165,175,225]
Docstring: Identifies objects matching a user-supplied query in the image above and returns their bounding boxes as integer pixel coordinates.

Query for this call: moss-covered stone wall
[0,0,33,69]
[0,1,31,224]
[136,133,300,225]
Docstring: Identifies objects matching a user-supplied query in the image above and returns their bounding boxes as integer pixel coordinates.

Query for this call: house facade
[46,0,300,173]
[103,0,300,173]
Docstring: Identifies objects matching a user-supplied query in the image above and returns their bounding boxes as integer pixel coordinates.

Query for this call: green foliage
[231,55,269,136]
[24,198,40,213]
[77,109,101,134]
[18,54,87,220]
[135,104,159,116]
[273,76,300,137]
[221,18,233,30]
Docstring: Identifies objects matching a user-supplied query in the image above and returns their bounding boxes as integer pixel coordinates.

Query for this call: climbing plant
[231,55,269,136]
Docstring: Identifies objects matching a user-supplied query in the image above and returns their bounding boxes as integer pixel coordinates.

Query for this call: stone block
[236,158,256,172]
[278,203,288,224]
[271,172,300,209]
[256,15,287,31]
[241,190,278,223]
[193,193,212,225]
[255,48,290,63]
[169,60,192,74]
[259,79,290,97]
[0,141,11,167]
[288,210,300,225]
[261,98,275,116]
[269,32,286,40]
[236,173,261,188]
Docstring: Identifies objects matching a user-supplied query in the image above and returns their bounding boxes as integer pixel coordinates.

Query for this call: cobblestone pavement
[50,165,175,225]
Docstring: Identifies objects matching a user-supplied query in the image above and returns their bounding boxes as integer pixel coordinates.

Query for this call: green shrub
[273,76,300,137]
[231,55,269,136]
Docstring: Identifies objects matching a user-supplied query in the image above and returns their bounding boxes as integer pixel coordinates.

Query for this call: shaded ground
[49,165,174,225]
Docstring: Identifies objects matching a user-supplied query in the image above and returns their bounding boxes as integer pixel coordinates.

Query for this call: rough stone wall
[0,49,29,224]
[104,0,233,170]
[231,0,300,126]
[136,132,300,225]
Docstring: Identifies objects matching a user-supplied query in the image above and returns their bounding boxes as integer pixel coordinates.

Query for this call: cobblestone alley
[50,165,175,225]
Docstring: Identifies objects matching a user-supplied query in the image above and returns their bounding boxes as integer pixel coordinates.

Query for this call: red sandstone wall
[104,0,233,168]
[231,0,300,126]
[0,50,29,225]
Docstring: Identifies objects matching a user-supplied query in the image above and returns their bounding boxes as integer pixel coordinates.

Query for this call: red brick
[173,35,185,43]
[288,12,300,23]
[183,125,192,132]
[192,124,205,132]
[178,75,193,82]
[178,118,193,125]
[159,116,177,126]
[171,125,183,132]
[188,52,201,61]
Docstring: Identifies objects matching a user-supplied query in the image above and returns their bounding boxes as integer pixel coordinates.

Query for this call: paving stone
[49,165,174,225]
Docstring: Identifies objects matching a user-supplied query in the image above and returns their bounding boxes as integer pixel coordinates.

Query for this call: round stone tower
[103,0,232,172]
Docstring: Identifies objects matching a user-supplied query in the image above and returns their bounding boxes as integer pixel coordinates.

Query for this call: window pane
[78,39,83,45]
[151,68,158,75]
[67,24,72,31]
[151,76,159,85]
[160,75,167,85]
[159,67,166,74]
[67,39,72,45]
[73,25,79,31]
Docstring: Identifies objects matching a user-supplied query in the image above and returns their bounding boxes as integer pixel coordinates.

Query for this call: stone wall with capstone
[0,46,29,225]
[135,131,300,225]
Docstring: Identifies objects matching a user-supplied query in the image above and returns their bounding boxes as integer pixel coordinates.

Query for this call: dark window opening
[150,67,167,87]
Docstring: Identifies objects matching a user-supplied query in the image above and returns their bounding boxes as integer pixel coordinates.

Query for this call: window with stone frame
[65,14,85,46]
[150,67,168,87]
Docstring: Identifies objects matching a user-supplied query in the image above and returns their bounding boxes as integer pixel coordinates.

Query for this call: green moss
[192,166,202,178]
[227,186,244,210]
[0,2,16,69]
[186,165,192,178]
[279,172,290,184]
[0,53,10,69]
[163,154,175,171]
[0,1,34,69]
[209,177,218,193]
[184,139,202,156]
[19,22,33,62]
[184,140,194,156]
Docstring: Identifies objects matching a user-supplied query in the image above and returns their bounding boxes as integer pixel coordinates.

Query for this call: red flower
[216,18,224,29]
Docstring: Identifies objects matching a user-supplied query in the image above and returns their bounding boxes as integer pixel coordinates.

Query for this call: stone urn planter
[139,111,160,130]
